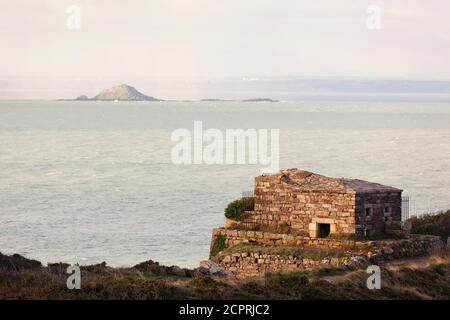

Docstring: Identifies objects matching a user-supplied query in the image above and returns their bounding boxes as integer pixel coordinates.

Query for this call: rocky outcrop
[133,259,194,277]
[197,260,232,276]
[242,98,278,102]
[0,252,42,270]
[73,84,161,101]
[75,94,89,101]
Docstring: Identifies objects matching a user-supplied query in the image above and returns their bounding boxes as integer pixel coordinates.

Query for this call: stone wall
[245,174,357,235]
[355,191,402,237]
[369,234,444,263]
[210,228,445,278]
[214,251,352,279]
[210,227,370,254]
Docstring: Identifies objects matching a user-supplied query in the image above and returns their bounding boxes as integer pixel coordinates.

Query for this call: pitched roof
[271,168,402,193]
[339,178,402,193]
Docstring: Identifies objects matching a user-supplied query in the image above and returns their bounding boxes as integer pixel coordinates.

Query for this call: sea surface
[1,100,450,268]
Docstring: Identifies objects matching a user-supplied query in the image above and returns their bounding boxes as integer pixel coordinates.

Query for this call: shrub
[315,266,347,277]
[409,210,450,241]
[224,197,254,221]
[210,235,227,257]
[265,272,309,295]
[188,277,223,299]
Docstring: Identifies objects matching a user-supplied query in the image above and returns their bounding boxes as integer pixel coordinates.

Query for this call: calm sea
[1,100,450,267]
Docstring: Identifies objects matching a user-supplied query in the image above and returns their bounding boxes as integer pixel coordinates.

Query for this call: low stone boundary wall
[210,228,445,278]
[213,252,352,279]
[369,234,444,263]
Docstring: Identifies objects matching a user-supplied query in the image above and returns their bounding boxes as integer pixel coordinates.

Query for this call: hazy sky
[1,0,449,80]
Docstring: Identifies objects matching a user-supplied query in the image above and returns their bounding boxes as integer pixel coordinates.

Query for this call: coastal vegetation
[0,250,448,299]
[409,210,450,241]
[224,197,254,221]
[210,235,227,257]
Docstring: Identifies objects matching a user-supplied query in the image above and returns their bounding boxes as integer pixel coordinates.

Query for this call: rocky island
[72,84,161,101]
[64,84,279,102]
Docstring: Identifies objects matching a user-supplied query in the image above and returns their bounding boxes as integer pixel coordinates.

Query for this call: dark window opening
[365,208,372,216]
[384,216,389,222]
[365,229,371,238]
[317,223,331,238]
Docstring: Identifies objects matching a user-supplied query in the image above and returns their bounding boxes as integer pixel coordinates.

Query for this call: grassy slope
[0,252,448,299]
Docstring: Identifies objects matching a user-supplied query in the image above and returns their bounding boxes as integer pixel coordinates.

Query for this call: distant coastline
[3,77,450,102]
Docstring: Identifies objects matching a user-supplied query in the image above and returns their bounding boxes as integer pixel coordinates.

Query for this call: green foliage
[240,280,268,296]
[314,266,347,277]
[210,235,227,257]
[224,197,254,221]
[265,272,309,294]
[299,281,341,300]
[409,210,450,241]
[142,271,156,279]
[188,276,224,299]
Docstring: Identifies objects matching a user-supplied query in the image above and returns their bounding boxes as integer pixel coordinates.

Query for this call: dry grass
[217,243,352,261]
[1,251,449,300]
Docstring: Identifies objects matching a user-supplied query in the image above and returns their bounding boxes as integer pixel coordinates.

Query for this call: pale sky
[0,0,449,80]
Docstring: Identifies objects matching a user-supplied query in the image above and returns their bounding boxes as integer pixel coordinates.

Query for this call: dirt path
[321,255,435,283]
[383,256,432,271]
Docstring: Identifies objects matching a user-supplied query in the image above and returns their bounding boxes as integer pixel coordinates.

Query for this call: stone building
[241,169,403,238]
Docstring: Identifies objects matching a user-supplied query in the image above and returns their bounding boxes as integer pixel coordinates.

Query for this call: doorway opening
[317,223,331,238]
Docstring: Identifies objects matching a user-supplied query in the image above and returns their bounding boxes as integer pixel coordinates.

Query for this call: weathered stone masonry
[355,191,402,237]
[215,252,351,279]
[208,169,443,278]
[240,169,403,238]
[210,228,444,278]
[211,227,367,252]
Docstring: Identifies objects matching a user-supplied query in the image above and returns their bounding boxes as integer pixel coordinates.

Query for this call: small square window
[365,229,371,237]
[384,207,390,213]
[365,208,372,217]
[384,216,389,222]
